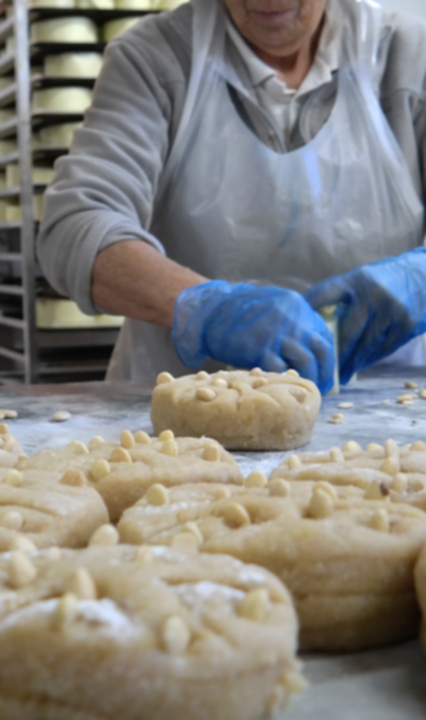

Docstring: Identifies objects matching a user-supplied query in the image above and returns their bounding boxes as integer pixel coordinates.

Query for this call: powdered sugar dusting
[0,598,136,640]
[150,546,188,563]
[175,582,245,608]
[140,501,201,515]
[77,599,133,631]
[238,568,268,585]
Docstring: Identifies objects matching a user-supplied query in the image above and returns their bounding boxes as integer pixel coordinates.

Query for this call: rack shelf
[0,15,13,44]
[30,41,106,61]
[0,51,15,76]
[0,314,24,329]
[0,283,24,295]
[0,220,22,230]
[29,7,153,21]
[0,82,15,108]
[32,74,96,89]
[0,185,21,198]
[0,117,17,139]
[32,110,84,128]
[0,0,158,383]
[0,182,50,198]
[0,345,25,363]
[0,150,18,167]
[33,145,67,158]
[0,252,22,261]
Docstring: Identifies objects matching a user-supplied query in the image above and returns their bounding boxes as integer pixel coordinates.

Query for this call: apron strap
[155,0,225,207]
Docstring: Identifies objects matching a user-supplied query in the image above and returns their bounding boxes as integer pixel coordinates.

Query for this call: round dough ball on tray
[151,369,321,451]
[118,480,426,652]
[17,434,243,522]
[0,467,108,551]
[0,545,303,720]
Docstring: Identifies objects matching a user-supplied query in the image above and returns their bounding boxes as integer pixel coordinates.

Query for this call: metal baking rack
[0,0,157,384]
[30,40,106,57]
[32,73,95,89]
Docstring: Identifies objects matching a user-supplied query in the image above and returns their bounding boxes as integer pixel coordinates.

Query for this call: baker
[37,0,426,393]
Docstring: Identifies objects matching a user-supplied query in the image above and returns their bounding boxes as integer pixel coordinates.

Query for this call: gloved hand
[173,280,336,393]
[305,248,426,384]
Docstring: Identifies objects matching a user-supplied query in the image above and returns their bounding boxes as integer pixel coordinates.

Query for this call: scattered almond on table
[396,394,415,405]
[328,413,344,424]
[0,410,17,420]
[52,411,72,423]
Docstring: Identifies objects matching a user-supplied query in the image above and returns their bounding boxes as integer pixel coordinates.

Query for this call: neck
[250,14,325,89]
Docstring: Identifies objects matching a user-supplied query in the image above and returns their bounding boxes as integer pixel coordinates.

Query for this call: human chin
[248,4,299,28]
[248,11,302,49]
[247,5,301,38]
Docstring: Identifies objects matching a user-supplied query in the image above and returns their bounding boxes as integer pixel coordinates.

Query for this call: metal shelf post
[14,0,37,383]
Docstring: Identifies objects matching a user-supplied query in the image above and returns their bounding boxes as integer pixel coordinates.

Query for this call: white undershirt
[226,3,341,145]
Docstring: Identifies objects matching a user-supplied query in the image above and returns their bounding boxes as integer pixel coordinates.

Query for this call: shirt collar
[226,16,276,87]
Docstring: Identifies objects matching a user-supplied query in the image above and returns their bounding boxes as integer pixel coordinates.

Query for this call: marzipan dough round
[270,439,426,512]
[0,545,301,720]
[118,480,426,651]
[0,467,108,550]
[16,434,243,522]
[151,369,321,451]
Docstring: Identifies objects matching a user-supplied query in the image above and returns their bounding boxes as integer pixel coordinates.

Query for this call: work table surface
[1,366,426,719]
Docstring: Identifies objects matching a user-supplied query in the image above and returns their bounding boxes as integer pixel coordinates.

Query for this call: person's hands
[173,280,336,393]
[305,248,426,384]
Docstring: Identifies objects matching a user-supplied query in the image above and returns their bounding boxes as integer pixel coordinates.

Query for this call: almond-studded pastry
[17,433,243,522]
[151,369,321,451]
[0,467,108,551]
[270,439,426,512]
[118,478,426,651]
[0,545,302,720]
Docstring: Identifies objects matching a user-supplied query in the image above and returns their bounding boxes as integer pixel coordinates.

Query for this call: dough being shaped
[0,545,301,720]
[118,480,426,652]
[17,434,243,522]
[270,440,426,512]
[0,467,108,550]
[151,369,321,451]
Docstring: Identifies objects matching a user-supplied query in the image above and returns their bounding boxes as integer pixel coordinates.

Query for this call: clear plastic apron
[107,0,424,382]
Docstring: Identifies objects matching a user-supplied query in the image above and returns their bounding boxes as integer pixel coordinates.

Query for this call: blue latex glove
[305,248,426,385]
[173,280,335,393]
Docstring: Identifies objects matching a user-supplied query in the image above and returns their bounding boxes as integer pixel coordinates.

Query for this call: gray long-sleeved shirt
[37,2,426,318]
